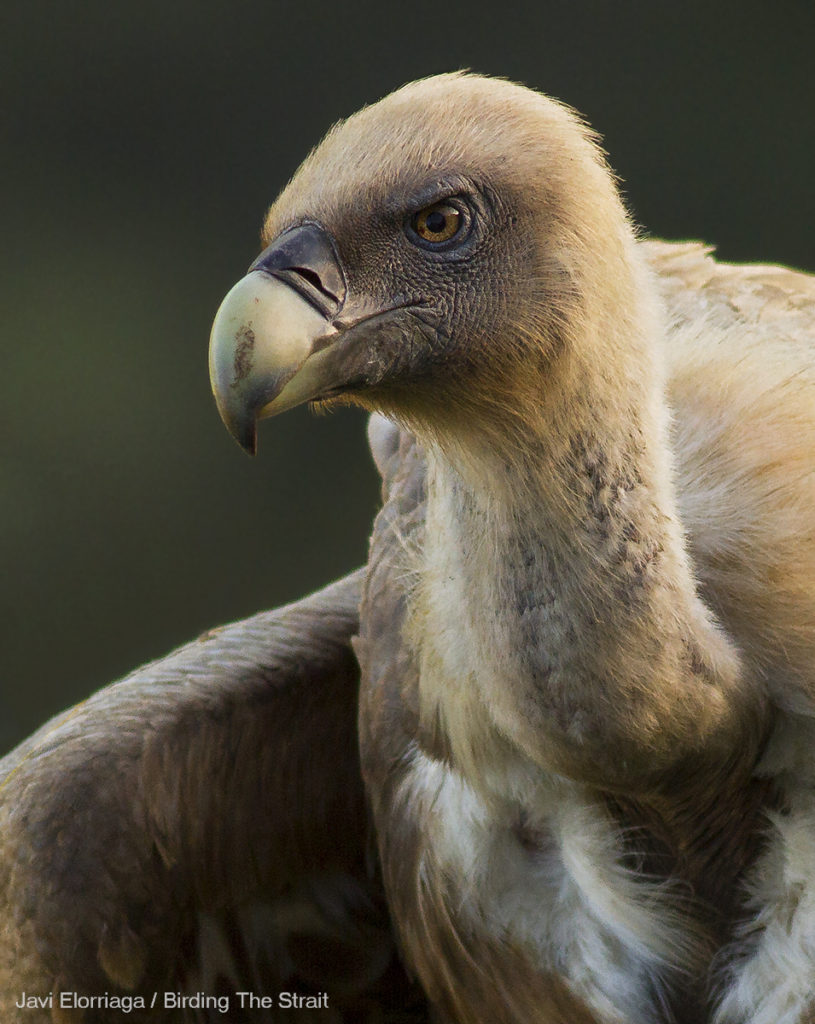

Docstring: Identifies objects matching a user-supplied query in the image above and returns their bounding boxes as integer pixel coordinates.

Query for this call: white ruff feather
[405,749,698,1023]
[714,716,815,1024]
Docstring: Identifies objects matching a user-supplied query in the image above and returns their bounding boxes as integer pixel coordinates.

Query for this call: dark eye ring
[406,199,470,250]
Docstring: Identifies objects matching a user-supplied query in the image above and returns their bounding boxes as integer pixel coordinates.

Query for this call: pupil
[425,210,447,234]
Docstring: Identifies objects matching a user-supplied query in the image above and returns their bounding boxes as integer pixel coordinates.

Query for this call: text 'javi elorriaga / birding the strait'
[14,990,330,1013]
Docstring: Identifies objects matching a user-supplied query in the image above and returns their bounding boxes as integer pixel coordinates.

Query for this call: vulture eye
[407,199,469,250]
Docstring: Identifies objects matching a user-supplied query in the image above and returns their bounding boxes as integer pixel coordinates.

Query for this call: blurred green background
[2,1,814,753]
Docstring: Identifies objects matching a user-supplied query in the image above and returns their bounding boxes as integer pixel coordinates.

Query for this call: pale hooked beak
[208,223,346,454]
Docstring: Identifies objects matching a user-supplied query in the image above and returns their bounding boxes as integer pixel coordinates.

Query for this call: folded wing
[0,570,428,1022]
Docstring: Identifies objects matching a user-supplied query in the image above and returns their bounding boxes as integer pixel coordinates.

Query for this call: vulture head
[210,72,652,464]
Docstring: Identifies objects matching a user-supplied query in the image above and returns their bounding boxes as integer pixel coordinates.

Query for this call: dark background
[2,1,813,753]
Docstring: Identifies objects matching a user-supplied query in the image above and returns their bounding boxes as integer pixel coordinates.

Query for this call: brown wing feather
[644,238,815,338]
[644,241,815,711]
[0,571,429,1022]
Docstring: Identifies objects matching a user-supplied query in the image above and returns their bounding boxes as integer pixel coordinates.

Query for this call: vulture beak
[209,223,346,454]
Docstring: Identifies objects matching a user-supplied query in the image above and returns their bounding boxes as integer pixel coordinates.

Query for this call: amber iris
[411,202,462,244]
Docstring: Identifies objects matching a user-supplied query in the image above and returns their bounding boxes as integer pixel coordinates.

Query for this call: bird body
[2,74,814,1023]
[357,236,815,1023]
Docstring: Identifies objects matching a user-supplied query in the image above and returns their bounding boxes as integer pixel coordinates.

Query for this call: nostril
[289,265,339,302]
[249,223,347,316]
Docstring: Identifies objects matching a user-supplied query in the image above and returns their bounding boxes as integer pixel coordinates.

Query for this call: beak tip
[228,413,259,457]
[213,396,259,456]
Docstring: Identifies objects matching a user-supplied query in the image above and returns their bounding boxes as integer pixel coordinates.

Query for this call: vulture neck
[412,267,764,799]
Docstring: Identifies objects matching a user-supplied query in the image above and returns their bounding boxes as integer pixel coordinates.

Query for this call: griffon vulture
[2,73,815,1024]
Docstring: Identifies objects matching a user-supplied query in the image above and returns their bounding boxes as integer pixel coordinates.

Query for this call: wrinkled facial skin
[260,166,533,408]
